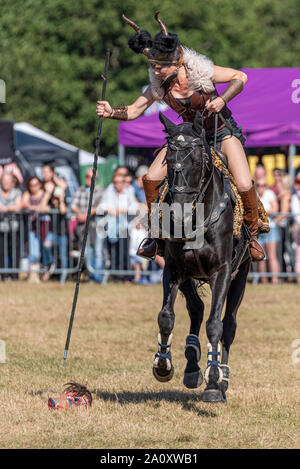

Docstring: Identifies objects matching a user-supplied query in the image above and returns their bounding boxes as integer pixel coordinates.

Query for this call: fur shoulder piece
[148,68,165,101]
[148,46,215,101]
[181,46,215,94]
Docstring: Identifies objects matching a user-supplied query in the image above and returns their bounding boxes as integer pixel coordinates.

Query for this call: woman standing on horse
[96,12,265,262]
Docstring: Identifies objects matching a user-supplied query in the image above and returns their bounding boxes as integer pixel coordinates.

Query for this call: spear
[62,48,111,365]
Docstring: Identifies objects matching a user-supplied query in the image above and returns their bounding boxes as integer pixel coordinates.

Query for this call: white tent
[14,122,104,167]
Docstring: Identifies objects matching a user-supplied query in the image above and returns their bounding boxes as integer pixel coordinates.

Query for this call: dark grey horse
[152,112,251,403]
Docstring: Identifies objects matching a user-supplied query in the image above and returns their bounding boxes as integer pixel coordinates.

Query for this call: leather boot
[240,183,265,262]
[136,175,164,260]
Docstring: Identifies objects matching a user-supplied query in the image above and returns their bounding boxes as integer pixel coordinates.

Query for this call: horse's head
[159,111,211,208]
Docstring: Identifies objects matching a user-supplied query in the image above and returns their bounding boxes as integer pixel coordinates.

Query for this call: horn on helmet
[154,11,168,36]
[122,14,141,33]
[122,14,152,58]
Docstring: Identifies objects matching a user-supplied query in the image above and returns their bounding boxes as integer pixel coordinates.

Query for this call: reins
[164,103,232,233]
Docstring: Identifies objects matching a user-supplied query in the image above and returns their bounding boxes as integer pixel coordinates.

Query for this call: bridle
[165,133,213,207]
[161,106,230,235]
[162,128,219,238]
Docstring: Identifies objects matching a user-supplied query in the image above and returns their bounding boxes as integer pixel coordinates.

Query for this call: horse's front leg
[179,278,204,389]
[202,263,232,403]
[153,258,178,382]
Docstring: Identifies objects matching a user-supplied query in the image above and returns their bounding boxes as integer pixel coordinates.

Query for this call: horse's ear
[159,112,177,135]
[192,111,203,136]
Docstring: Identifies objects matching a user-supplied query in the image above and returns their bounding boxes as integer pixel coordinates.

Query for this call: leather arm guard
[109,106,128,120]
[220,79,244,104]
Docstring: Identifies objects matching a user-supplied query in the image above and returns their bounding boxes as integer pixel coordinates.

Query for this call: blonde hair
[0,171,14,186]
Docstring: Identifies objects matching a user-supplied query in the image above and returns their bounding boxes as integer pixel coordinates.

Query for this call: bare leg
[132,263,141,282]
[147,147,167,181]
[155,255,165,268]
[264,241,280,284]
[149,136,251,187]
[221,136,252,192]
[257,257,268,283]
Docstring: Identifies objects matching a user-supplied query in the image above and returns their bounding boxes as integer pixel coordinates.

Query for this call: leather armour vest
[163,86,232,135]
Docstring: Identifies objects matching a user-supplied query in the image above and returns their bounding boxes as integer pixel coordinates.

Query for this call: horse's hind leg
[202,264,232,403]
[220,257,251,400]
[153,258,178,382]
[179,279,204,389]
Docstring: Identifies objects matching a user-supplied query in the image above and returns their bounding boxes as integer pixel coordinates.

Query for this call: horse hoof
[153,365,174,382]
[183,370,203,389]
[201,388,226,403]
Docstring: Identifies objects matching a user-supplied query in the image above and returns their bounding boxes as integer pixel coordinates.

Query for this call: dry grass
[0,281,299,449]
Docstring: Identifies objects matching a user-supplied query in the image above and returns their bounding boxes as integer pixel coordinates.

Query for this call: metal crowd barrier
[0,210,163,284]
[0,210,79,283]
[249,211,300,283]
[0,210,299,284]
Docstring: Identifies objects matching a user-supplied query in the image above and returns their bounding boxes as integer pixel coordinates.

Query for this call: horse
[151,111,252,403]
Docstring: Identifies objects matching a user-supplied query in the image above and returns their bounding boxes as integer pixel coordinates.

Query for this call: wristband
[109,106,128,121]
[220,79,243,104]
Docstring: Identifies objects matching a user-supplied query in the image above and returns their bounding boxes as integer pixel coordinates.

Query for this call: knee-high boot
[239,183,265,261]
[136,175,164,260]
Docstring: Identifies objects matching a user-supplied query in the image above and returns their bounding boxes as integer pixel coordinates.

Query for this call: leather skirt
[205,116,246,150]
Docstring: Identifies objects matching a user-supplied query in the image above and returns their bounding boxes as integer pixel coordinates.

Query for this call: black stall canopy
[0,120,15,166]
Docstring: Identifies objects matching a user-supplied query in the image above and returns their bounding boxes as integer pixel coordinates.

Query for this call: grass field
[0,281,299,449]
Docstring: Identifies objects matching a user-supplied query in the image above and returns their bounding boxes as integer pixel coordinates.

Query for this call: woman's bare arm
[212,66,248,85]
[21,192,30,210]
[206,65,248,113]
[96,85,155,121]
[275,193,291,223]
[6,196,22,212]
[268,197,279,215]
[126,86,155,120]
[40,191,52,212]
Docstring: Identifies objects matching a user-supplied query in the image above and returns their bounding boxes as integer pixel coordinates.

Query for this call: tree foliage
[1,0,299,155]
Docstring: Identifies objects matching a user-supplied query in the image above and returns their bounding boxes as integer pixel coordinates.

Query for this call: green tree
[1,0,299,155]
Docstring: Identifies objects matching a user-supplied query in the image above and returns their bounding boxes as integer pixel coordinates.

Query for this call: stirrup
[258,219,270,234]
[136,238,158,261]
[248,234,265,262]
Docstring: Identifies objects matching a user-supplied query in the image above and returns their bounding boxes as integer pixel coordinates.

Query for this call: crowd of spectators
[254,165,300,284]
[0,162,163,284]
[1,161,300,284]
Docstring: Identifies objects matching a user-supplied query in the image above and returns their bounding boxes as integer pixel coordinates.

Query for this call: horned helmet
[122,11,183,68]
